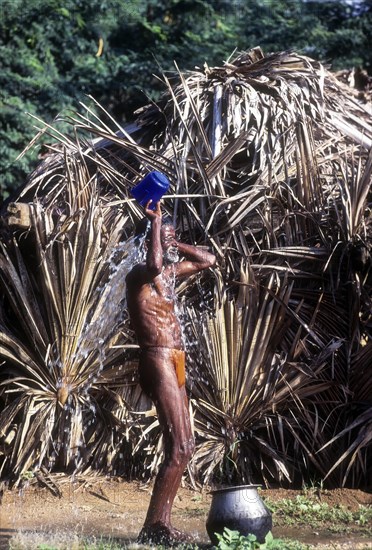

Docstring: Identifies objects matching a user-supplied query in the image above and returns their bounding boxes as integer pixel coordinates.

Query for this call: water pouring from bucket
[131,171,170,209]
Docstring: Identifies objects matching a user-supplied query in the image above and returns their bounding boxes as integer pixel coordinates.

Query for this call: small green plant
[355,505,372,527]
[215,528,309,550]
[215,528,260,549]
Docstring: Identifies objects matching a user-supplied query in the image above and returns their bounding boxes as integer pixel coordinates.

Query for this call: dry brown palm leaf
[0,152,143,483]
[1,47,371,488]
[185,263,344,486]
[350,342,372,402]
[315,341,372,487]
[319,407,372,487]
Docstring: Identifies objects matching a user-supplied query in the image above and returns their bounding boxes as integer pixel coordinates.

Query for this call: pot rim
[209,484,262,495]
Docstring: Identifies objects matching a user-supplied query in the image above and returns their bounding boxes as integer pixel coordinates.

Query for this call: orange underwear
[171,349,186,387]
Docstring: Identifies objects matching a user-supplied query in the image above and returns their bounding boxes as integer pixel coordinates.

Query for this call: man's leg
[138,348,195,541]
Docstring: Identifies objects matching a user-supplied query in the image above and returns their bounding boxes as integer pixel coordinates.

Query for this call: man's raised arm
[145,201,163,277]
[173,241,216,278]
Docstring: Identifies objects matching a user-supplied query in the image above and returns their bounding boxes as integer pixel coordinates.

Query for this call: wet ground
[0,477,371,549]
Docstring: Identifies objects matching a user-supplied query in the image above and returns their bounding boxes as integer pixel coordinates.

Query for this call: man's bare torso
[126,264,183,349]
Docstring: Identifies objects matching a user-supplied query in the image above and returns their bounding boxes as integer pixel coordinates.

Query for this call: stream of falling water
[48,233,150,476]
[78,233,147,359]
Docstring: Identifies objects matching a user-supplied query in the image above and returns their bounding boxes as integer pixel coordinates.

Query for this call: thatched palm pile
[0,48,371,488]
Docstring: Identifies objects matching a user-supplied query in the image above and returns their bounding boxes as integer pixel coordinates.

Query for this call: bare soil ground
[0,477,371,549]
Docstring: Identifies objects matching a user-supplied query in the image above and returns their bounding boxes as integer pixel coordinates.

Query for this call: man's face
[161,225,179,263]
[161,225,176,249]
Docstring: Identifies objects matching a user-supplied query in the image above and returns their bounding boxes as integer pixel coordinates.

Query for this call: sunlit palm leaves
[0,48,371,487]
[186,267,339,484]
[0,158,141,482]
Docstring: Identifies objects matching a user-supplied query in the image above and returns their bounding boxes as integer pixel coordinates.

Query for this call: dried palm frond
[0,155,143,483]
[316,341,372,487]
[185,263,347,486]
[1,48,371,487]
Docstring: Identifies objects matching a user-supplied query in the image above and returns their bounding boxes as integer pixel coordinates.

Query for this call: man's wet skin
[126,201,216,545]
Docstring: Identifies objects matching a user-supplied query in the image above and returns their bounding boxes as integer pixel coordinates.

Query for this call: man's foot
[137,522,194,546]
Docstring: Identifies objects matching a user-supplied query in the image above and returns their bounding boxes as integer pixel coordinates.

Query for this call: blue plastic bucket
[131,171,170,209]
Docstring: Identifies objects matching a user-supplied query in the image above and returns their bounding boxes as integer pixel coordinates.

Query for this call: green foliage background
[1,0,371,200]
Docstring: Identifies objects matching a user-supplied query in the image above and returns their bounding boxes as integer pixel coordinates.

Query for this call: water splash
[50,233,148,471]
[78,234,146,359]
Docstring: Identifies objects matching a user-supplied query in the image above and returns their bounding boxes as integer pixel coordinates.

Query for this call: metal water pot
[206,484,272,545]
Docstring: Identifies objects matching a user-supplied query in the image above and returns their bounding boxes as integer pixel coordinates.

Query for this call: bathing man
[126,200,216,545]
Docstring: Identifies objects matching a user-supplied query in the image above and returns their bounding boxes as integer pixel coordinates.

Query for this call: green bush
[1,0,371,200]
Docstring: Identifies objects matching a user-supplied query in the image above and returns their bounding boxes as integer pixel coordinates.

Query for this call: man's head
[160,224,179,264]
[134,217,178,263]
